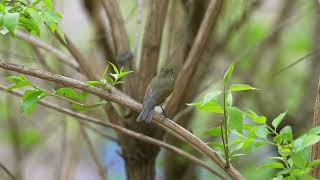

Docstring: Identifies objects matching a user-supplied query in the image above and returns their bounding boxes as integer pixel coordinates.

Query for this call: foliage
[189,63,320,179]
[0,0,64,41]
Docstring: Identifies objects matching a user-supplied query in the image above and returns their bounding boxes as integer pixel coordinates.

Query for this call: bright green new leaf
[229,84,257,92]
[294,134,320,152]
[0,4,5,14]
[44,0,53,9]
[4,13,19,35]
[109,62,119,74]
[229,107,243,133]
[31,0,42,6]
[55,87,81,100]
[203,91,222,103]
[6,75,30,90]
[259,162,285,169]
[203,127,221,136]
[188,100,223,113]
[255,125,269,139]
[291,151,308,168]
[223,63,234,84]
[272,112,287,130]
[279,126,293,142]
[246,110,266,124]
[86,81,102,86]
[20,90,47,115]
[28,8,43,25]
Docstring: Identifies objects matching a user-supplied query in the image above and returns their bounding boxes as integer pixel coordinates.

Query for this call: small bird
[136,66,175,123]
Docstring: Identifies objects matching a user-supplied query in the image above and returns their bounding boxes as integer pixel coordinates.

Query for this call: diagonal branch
[165,0,224,117]
[79,124,108,180]
[55,33,99,80]
[0,61,243,179]
[0,84,225,179]
[15,30,80,71]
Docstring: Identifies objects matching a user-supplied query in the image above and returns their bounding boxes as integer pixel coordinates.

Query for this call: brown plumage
[136,67,175,123]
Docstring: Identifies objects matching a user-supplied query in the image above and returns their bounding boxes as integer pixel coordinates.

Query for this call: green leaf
[224,63,234,84]
[294,134,320,152]
[118,70,133,79]
[272,112,287,130]
[31,0,42,6]
[203,91,222,103]
[4,13,19,35]
[6,75,30,90]
[109,62,119,74]
[43,0,53,9]
[187,100,223,113]
[203,127,221,136]
[259,162,285,169]
[279,126,293,142]
[19,17,40,36]
[72,104,85,112]
[229,84,257,92]
[27,8,43,26]
[229,107,243,133]
[255,125,269,139]
[86,81,102,86]
[20,90,46,115]
[246,110,266,124]
[291,151,308,168]
[55,87,81,100]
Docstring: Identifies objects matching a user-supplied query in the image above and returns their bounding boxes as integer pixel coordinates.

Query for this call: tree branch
[0,84,226,179]
[311,76,320,178]
[15,30,80,71]
[79,124,108,180]
[0,62,243,179]
[55,33,99,80]
[165,0,224,117]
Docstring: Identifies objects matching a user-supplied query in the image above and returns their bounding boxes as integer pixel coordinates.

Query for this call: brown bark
[311,76,320,178]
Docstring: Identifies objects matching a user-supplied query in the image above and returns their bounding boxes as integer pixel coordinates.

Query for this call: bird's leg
[160,106,167,122]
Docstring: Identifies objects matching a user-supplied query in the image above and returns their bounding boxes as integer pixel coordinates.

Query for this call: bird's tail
[136,108,154,123]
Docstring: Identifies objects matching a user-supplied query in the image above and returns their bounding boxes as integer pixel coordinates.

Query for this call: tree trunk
[311,76,320,178]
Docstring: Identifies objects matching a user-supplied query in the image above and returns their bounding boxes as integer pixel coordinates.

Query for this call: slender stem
[223,84,230,168]
[32,85,106,108]
[220,125,227,164]
[0,162,16,180]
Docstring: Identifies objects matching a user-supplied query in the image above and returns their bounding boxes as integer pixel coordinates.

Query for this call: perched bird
[136,67,175,123]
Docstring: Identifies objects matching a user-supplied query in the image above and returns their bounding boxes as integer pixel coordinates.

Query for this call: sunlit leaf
[6,75,30,90]
[55,87,81,100]
[4,13,19,35]
[229,84,258,92]
[229,107,243,133]
[224,63,234,84]
[20,90,46,115]
[259,162,285,169]
[203,127,221,136]
[255,125,269,139]
[272,112,287,130]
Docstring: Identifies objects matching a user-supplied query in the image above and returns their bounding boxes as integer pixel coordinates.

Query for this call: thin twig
[0,84,226,179]
[15,30,79,71]
[79,124,108,180]
[0,162,16,180]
